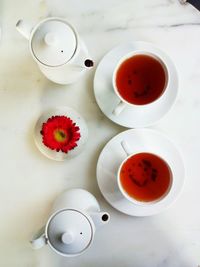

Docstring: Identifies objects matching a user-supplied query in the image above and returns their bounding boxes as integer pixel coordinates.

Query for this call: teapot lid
[31,18,77,67]
[47,209,93,255]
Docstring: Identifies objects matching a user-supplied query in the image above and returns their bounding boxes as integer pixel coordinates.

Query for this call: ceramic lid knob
[61,231,74,245]
[44,32,58,46]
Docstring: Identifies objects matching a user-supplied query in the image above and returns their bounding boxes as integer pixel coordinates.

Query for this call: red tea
[116,54,167,105]
[120,153,172,202]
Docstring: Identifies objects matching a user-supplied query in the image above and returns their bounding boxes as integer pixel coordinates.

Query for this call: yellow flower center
[54,129,67,143]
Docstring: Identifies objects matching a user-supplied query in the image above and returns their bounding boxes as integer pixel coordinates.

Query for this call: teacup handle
[112,101,126,116]
[121,140,132,156]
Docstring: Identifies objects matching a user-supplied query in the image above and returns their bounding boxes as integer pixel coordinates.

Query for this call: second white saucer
[96,129,185,216]
[94,41,178,128]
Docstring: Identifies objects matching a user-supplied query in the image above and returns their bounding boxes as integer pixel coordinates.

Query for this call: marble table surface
[0,0,200,266]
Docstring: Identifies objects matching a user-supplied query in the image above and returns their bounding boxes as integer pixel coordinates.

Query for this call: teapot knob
[61,231,74,244]
[44,32,58,46]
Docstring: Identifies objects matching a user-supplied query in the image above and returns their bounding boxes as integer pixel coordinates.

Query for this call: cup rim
[112,50,170,107]
[117,152,173,206]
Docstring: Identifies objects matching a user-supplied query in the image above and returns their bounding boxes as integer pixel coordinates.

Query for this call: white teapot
[16,17,94,84]
[30,189,110,256]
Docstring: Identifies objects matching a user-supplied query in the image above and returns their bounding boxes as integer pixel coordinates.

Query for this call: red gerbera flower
[40,115,81,153]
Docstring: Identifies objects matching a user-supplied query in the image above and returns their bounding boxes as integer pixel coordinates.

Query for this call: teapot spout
[90,212,110,229]
[16,19,32,40]
[84,59,94,68]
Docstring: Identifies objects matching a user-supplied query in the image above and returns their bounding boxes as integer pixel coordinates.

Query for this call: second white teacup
[117,140,173,206]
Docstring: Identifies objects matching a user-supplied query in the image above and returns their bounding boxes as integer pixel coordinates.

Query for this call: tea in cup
[112,51,169,115]
[117,141,173,205]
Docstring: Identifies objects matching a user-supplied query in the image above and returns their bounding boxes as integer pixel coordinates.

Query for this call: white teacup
[117,140,173,206]
[112,51,169,116]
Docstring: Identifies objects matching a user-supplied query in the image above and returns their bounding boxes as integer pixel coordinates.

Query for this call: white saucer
[96,129,185,216]
[34,107,88,161]
[94,42,178,128]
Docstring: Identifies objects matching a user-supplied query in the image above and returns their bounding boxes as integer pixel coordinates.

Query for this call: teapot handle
[30,226,47,249]
[16,20,32,40]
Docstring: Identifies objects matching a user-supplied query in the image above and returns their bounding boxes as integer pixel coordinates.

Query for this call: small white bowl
[34,106,88,161]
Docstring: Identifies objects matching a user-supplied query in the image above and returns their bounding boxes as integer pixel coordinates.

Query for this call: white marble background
[0,0,200,266]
